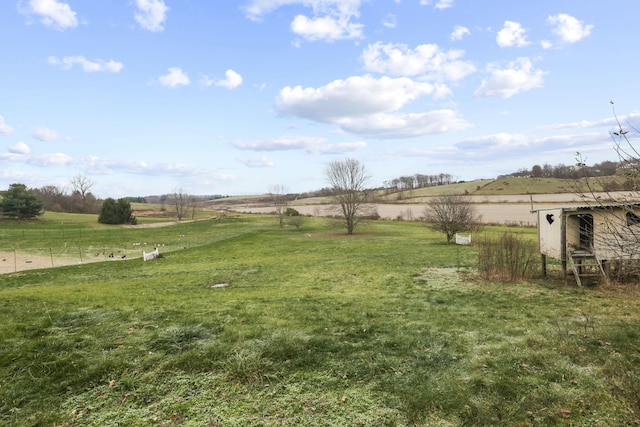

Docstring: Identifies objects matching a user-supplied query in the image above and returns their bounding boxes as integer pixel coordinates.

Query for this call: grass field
[1,214,639,426]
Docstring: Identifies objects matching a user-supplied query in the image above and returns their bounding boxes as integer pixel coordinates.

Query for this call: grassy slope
[1,216,639,425]
[372,177,625,203]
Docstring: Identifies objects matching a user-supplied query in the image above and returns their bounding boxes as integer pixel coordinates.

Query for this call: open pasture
[1,215,639,426]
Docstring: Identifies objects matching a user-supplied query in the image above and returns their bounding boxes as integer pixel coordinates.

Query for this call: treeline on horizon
[501,160,620,179]
[31,186,229,215]
[2,158,635,217]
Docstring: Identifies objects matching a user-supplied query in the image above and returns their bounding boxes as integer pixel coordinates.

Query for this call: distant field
[207,177,634,209]
[217,176,639,226]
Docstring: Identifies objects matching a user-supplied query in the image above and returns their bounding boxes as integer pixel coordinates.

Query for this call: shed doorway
[578,214,594,250]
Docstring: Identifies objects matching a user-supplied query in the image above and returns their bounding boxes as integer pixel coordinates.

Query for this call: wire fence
[0,219,260,274]
[0,227,221,274]
[0,243,180,274]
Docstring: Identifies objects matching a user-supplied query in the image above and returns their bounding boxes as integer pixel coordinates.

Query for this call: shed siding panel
[538,209,563,259]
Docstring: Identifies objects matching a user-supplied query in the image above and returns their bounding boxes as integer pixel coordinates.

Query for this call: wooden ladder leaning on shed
[568,250,606,287]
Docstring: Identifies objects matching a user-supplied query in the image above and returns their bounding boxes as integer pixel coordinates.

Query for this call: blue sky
[1,0,640,198]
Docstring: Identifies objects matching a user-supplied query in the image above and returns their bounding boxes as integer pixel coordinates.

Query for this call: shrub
[98,198,136,224]
[285,207,300,216]
[288,215,304,229]
[477,232,540,282]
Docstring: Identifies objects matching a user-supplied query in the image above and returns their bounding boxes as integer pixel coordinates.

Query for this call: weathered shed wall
[537,208,564,259]
[538,205,640,262]
[590,209,640,260]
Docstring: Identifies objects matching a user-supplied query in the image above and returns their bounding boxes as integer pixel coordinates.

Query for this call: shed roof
[531,202,640,214]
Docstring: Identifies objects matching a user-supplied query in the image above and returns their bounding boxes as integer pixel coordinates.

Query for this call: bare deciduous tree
[70,175,94,199]
[571,101,640,281]
[70,175,100,213]
[269,184,288,228]
[423,193,482,243]
[171,188,190,221]
[190,196,198,220]
[325,158,371,235]
[34,185,66,211]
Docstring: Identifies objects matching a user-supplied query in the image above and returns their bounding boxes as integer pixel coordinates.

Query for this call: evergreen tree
[0,183,44,219]
[98,198,136,224]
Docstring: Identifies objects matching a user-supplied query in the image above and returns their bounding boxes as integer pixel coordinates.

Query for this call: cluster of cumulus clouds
[7,0,605,186]
[18,0,596,140]
[18,0,242,89]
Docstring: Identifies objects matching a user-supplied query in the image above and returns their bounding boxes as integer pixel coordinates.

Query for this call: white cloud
[0,146,71,165]
[0,116,14,135]
[216,69,243,89]
[454,131,605,160]
[134,0,169,32]
[276,75,446,123]
[361,42,475,81]
[244,0,362,21]
[157,67,190,88]
[233,135,366,154]
[307,141,367,154]
[276,75,470,138]
[496,21,529,48]
[33,127,60,141]
[9,142,30,155]
[233,135,326,151]
[382,13,397,29]
[237,156,275,168]
[435,0,454,9]
[420,0,455,10]
[547,13,593,44]
[338,110,472,139]
[291,14,362,41]
[201,69,243,89]
[0,151,73,167]
[474,57,546,99]
[48,56,124,73]
[45,153,73,165]
[450,25,470,41]
[19,0,78,30]
[535,111,640,132]
[244,0,363,42]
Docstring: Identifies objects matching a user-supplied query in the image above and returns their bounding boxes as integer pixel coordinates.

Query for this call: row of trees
[34,175,101,214]
[383,173,456,192]
[503,160,619,179]
[0,178,201,225]
[0,181,137,225]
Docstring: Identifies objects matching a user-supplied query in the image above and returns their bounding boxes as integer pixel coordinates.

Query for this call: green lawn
[0,215,639,426]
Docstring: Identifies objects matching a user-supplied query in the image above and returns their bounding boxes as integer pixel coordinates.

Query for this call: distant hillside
[381,176,631,202]
[473,177,582,195]
[202,176,634,208]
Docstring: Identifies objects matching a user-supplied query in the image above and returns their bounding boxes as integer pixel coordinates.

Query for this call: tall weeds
[477,232,540,281]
